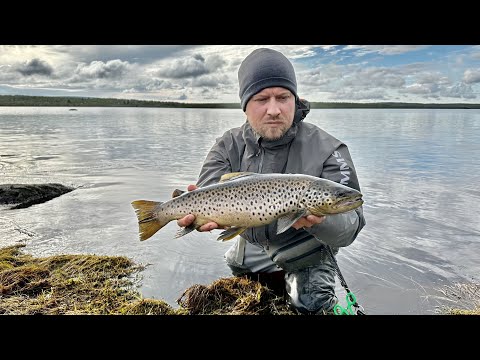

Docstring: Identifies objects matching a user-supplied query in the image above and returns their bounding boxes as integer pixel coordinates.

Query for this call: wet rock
[0,184,75,209]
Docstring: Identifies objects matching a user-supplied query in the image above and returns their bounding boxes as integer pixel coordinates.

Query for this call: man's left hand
[292,215,325,230]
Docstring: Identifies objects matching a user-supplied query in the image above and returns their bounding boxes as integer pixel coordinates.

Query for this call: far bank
[1,95,479,109]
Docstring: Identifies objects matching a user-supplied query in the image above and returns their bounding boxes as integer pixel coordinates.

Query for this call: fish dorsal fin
[172,189,186,198]
[219,172,256,182]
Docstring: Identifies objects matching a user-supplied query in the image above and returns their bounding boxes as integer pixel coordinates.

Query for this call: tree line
[0,95,479,109]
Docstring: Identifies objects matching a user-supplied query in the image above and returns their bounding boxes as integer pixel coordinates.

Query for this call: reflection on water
[1,106,479,314]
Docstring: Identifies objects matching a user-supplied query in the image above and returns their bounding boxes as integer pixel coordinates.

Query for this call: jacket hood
[294,98,310,125]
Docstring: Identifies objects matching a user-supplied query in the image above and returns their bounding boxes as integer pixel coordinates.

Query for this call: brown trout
[131,172,363,242]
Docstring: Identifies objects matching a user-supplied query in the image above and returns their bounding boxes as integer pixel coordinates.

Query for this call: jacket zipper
[257,146,264,173]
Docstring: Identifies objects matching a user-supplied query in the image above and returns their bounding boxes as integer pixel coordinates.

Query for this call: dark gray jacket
[197,109,365,272]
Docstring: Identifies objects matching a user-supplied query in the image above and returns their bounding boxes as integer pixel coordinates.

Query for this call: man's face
[245,87,296,141]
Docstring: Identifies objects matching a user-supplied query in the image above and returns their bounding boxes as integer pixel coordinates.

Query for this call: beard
[250,120,291,141]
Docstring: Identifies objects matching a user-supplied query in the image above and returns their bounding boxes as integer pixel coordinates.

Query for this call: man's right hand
[176,184,221,232]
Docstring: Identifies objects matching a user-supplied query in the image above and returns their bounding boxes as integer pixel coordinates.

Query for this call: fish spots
[158,174,357,228]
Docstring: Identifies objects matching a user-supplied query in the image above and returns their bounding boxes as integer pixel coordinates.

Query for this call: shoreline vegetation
[0,244,294,315]
[1,244,478,315]
[1,95,480,109]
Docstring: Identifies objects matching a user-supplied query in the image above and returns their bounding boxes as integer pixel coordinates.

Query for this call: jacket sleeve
[196,135,232,187]
[304,144,366,247]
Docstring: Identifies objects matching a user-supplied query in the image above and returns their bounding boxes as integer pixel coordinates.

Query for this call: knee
[285,267,338,314]
[226,262,250,276]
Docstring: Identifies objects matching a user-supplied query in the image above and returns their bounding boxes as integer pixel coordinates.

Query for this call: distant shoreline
[1,95,479,109]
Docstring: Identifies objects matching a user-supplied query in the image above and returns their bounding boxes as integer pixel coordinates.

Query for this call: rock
[0,183,75,209]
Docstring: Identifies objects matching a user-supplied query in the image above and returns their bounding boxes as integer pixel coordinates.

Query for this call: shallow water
[1,106,479,314]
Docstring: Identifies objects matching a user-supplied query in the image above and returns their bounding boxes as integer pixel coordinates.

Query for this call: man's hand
[176,185,221,232]
[291,215,325,230]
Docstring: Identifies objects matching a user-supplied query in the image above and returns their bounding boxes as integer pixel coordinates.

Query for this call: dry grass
[436,282,480,315]
[177,276,295,315]
[0,244,293,315]
[5,243,474,315]
[0,244,174,314]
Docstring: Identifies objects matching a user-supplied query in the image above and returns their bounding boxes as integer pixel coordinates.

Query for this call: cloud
[299,64,343,88]
[403,83,439,95]
[401,72,451,96]
[415,72,451,86]
[345,45,430,56]
[52,45,200,65]
[463,69,480,84]
[470,48,480,60]
[344,67,406,88]
[156,54,226,79]
[191,73,232,87]
[0,45,478,103]
[123,78,178,92]
[402,81,476,100]
[331,88,387,101]
[0,45,71,67]
[440,83,476,99]
[73,59,131,80]
[0,65,17,82]
[15,58,53,76]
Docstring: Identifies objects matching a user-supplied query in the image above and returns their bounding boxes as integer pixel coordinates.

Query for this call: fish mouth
[333,196,364,211]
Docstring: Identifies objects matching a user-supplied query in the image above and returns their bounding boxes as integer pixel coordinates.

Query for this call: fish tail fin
[131,200,169,241]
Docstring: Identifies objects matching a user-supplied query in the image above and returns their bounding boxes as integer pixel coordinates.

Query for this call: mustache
[265,115,285,121]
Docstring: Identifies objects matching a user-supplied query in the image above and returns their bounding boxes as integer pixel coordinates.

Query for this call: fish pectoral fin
[175,223,198,238]
[276,210,307,235]
[172,189,186,198]
[219,172,256,182]
[216,226,248,242]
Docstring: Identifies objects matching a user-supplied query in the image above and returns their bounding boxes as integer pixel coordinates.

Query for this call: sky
[0,45,479,104]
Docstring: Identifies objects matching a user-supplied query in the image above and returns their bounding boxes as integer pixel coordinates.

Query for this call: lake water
[1,106,479,315]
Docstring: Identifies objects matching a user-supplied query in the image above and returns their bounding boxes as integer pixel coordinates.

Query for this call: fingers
[198,222,219,232]
[177,214,195,227]
[292,218,309,230]
[306,215,326,225]
[292,215,325,230]
[177,216,219,232]
[187,184,198,191]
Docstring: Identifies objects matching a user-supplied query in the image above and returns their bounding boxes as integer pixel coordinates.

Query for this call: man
[178,48,366,314]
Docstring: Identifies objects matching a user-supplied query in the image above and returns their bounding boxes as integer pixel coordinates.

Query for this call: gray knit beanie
[238,48,298,111]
